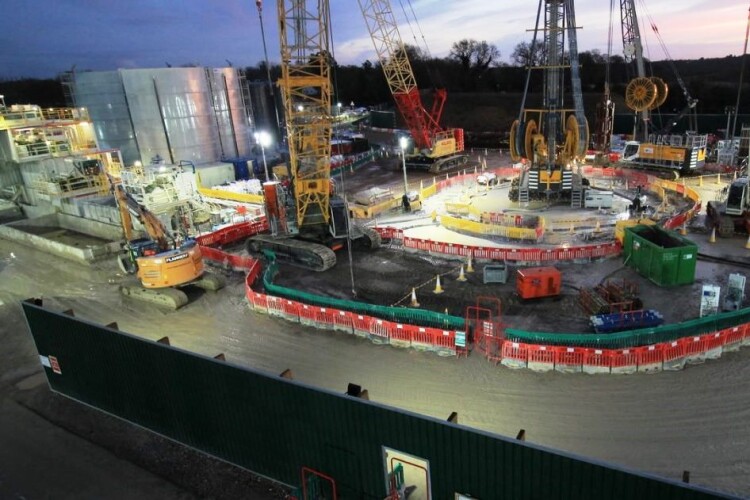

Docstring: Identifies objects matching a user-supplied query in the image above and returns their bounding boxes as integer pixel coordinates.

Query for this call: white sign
[700,285,721,317]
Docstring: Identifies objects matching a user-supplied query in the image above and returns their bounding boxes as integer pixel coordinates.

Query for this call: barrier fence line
[192,171,740,373]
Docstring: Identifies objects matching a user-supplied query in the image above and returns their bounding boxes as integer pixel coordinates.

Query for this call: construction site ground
[2,152,750,498]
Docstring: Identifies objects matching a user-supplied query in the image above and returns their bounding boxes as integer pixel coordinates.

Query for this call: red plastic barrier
[196,220,268,247]
[432,329,456,354]
[635,344,663,372]
[723,325,746,351]
[610,348,637,374]
[390,323,412,347]
[331,310,354,334]
[298,304,333,329]
[662,340,687,371]
[500,341,529,369]
[369,319,394,344]
[527,345,555,372]
[247,291,268,313]
[411,326,433,349]
[683,335,709,364]
[554,347,584,373]
[582,349,611,374]
[704,331,724,359]
[352,314,373,338]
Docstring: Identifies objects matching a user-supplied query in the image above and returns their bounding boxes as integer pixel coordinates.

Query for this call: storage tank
[72,67,253,167]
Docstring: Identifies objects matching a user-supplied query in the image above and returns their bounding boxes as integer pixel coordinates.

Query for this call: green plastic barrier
[506,307,750,349]
[261,253,464,331]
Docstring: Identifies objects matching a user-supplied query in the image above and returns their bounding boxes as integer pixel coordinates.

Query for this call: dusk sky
[0,0,747,79]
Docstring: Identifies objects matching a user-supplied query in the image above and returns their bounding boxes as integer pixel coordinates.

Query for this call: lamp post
[399,136,409,195]
[254,131,272,181]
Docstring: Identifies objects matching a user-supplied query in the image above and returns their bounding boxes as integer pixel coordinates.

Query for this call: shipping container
[622,225,697,286]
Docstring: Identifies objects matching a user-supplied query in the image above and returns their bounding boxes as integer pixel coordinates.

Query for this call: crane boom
[277,0,332,229]
[357,0,443,150]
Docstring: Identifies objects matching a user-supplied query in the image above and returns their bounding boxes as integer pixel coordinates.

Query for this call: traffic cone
[445,308,449,315]
[457,265,467,282]
[594,221,601,233]
[433,275,444,294]
[698,175,703,187]
[710,227,716,243]
[717,173,722,185]
[680,223,687,236]
[570,223,575,234]
[466,254,475,273]
[410,288,420,307]
[745,234,750,249]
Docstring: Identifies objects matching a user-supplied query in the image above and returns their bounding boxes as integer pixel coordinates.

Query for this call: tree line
[243,39,749,118]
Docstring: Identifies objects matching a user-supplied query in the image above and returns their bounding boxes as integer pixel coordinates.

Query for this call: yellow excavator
[111,179,224,308]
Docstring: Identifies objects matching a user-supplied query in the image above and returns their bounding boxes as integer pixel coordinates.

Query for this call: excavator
[112,178,224,308]
[357,0,468,173]
[508,0,589,205]
[246,0,381,272]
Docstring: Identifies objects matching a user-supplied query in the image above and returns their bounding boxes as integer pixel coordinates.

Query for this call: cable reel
[510,119,522,162]
[649,76,669,110]
[625,76,658,111]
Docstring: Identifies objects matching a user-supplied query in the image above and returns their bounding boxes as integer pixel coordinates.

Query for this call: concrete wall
[0,214,119,265]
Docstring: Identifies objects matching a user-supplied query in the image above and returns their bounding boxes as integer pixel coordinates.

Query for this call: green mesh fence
[506,307,750,349]
[262,256,465,331]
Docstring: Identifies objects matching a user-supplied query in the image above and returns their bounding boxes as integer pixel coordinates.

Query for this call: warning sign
[48,355,62,375]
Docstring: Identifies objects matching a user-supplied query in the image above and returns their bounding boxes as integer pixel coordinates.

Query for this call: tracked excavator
[112,179,224,309]
[246,0,380,272]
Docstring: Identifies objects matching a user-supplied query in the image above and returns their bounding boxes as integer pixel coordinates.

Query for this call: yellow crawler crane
[247,0,380,271]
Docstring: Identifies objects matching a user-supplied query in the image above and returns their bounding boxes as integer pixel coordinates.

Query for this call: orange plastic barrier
[582,349,611,374]
[704,331,724,360]
[554,347,584,373]
[369,319,394,345]
[722,325,746,352]
[247,291,268,313]
[662,340,687,371]
[352,314,373,338]
[610,348,637,375]
[683,335,709,364]
[196,219,268,247]
[527,345,555,372]
[500,341,529,369]
[331,310,354,334]
[635,344,663,373]
[432,329,456,355]
[389,323,412,348]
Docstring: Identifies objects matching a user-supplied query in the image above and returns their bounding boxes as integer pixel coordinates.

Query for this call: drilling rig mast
[509,0,589,206]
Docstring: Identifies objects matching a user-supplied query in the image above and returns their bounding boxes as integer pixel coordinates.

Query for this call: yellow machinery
[616,0,707,172]
[112,180,223,308]
[247,0,380,271]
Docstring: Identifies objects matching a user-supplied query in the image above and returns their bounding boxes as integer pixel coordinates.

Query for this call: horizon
[0,0,747,79]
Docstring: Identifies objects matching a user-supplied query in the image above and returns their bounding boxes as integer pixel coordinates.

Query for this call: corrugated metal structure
[72,68,253,167]
[623,225,698,286]
[22,300,732,500]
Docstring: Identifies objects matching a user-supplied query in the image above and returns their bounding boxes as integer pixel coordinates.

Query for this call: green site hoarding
[623,225,698,287]
[22,300,732,500]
